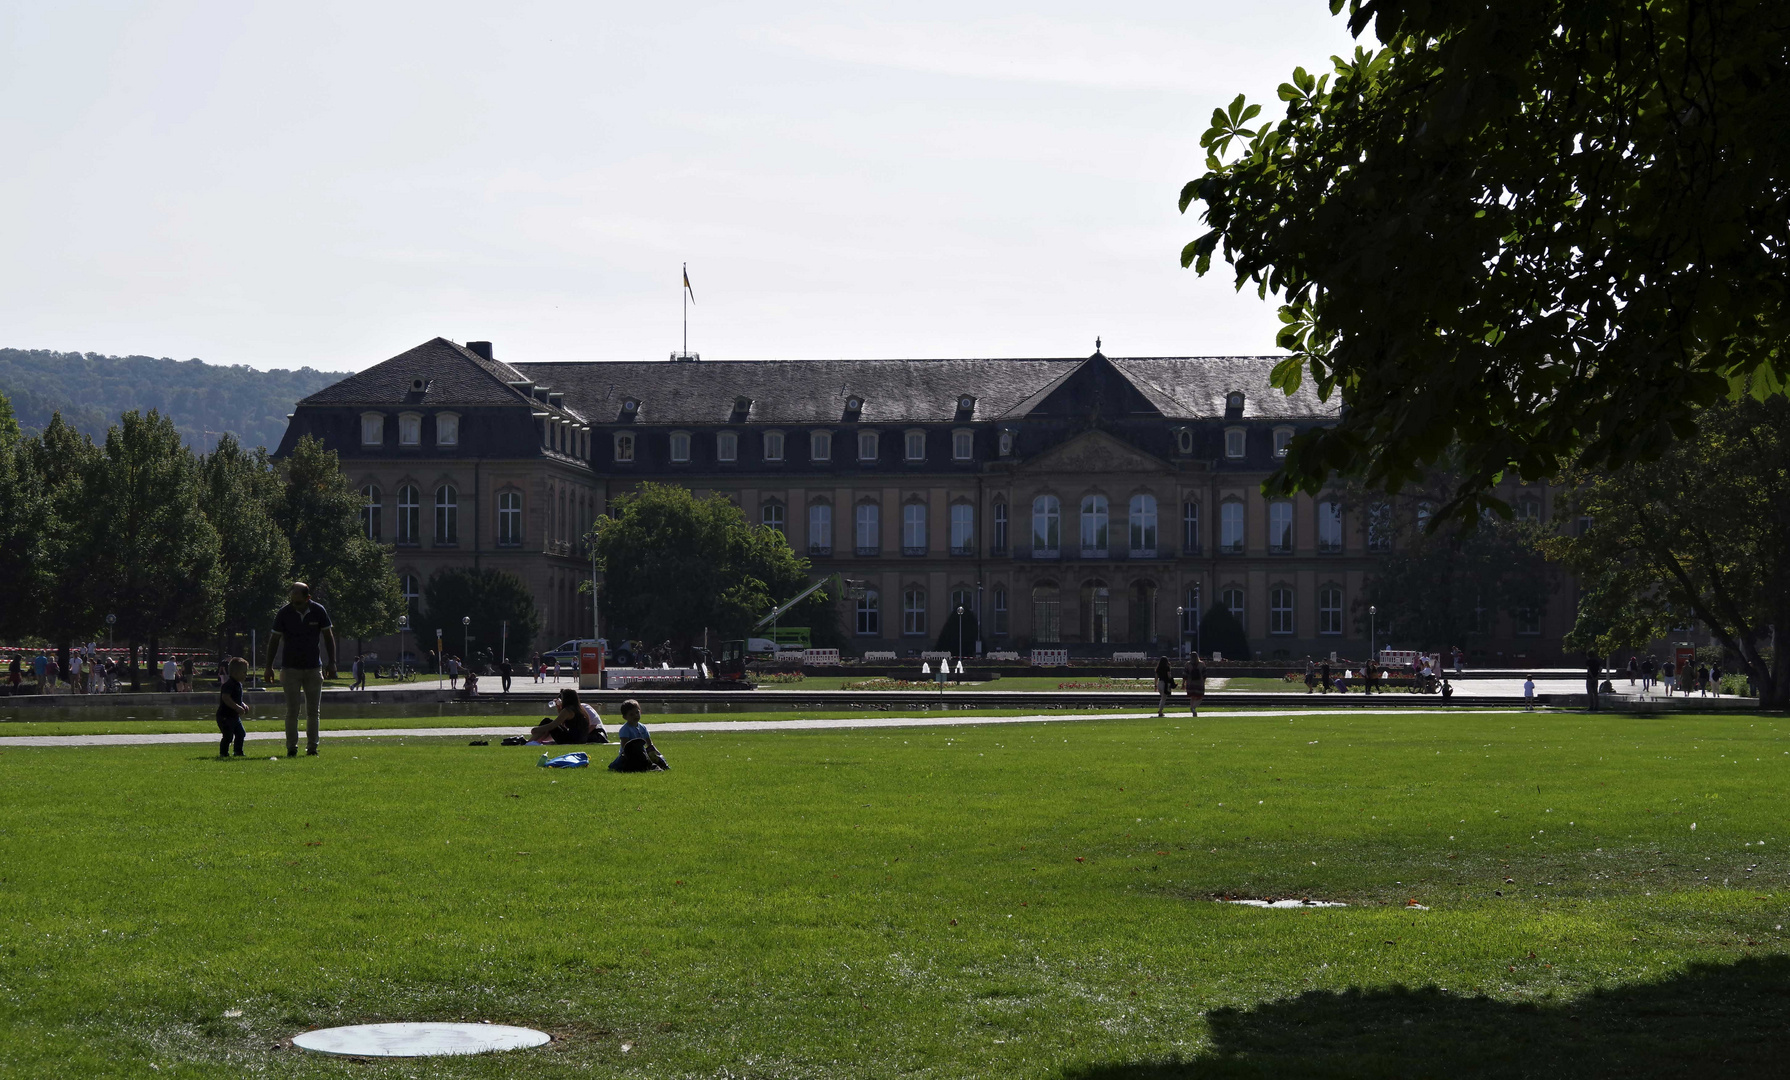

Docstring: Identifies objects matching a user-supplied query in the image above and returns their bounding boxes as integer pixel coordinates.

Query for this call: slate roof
[297,337,587,421]
[515,354,1339,425]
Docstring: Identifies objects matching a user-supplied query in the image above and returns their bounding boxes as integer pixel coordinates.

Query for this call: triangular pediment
[1001,352,1162,421]
[1018,429,1172,474]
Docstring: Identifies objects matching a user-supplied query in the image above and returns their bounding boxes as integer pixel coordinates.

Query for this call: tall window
[1182,501,1200,554]
[1129,580,1157,643]
[1182,586,1200,635]
[950,503,974,554]
[762,500,785,536]
[905,431,926,461]
[1518,496,1542,521]
[856,588,880,635]
[902,503,927,555]
[1367,502,1393,550]
[399,414,421,446]
[855,503,880,555]
[1129,494,1158,555]
[763,431,784,461]
[1415,501,1434,533]
[614,433,635,463]
[669,432,691,462]
[435,485,458,545]
[1081,580,1111,643]
[952,430,973,460]
[717,431,738,462]
[1032,495,1061,556]
[993,585,1009,635]
[396,485,420,545]
[1269,586,1294,634]
[1220,501,1245,553]
[1273,427,1292,457]
[498,491,522,546]
[1031,581,1061,642]
[808,502,832,555]
[1317,500,1342,553]
[1079,494,1109,555]
[1517,607,1541,635]
[1268,500,1294,553]
[436,413,459,446]
[1224,428,1245,458]
[1318,585,1343,635]
[1222,586,1245,631]
[811,431,832,461]
[400,574,420,621]
[903,588,927,635]
[992,501,1008,553]
[360,413,384,446]
[360,486,381,542]
[858,431,879,461]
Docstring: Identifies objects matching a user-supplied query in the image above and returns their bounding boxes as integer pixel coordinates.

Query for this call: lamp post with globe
[1369,605,1378,664]
[461,615,471,680]
[397,614,409,682]
[1176,605,1185,660]
[105,614,116,692]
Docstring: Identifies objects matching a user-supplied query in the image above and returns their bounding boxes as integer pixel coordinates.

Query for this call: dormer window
[1224,427,1246,459]
[846,395,863,412]
[957,395,975,413]
[858,430,879,461]
[1176,428,1193,455]
[904,430,926,461]
[621,398,639,418]
[360,412,385,447]
[764,431,785,461]
[399,413,422,447]
[614,432,635,463]
[436,412,460,447]
[1273,427,1293,457]
[717,431,738,462]
[811,430,832,461]
[999,429,1014,456]
[952,429,973,461]
[734,396,752,416]
[1227,391,1245,412]
[669,431,692,463]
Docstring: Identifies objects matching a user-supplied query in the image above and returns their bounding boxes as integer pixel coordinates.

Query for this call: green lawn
[1,711,1785,1077]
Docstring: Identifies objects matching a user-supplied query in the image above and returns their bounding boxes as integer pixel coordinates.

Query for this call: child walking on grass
[217,657,249,757]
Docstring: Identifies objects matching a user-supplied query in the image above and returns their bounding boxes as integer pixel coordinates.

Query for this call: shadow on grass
[1064,956,1790,1079]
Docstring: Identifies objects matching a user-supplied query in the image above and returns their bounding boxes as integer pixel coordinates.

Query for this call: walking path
[0,707,1531,748]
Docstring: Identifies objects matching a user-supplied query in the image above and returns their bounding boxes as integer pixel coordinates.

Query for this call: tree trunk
[128,640,140,692]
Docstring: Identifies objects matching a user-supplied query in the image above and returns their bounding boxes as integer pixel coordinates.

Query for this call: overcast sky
[1,1,1362,372]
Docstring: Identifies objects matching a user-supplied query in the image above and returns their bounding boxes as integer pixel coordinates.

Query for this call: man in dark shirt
[265,581,336,757]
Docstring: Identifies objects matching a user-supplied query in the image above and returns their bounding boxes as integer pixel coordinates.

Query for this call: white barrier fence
[606,666,704,685]
[802,649,841,666]
[1030,648,1070,667]
[863,651,897,662]
[1112,651,1148,662]
[987,651,1020,661]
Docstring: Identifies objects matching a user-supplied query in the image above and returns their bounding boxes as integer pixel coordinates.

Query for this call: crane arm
[753,573,841,629]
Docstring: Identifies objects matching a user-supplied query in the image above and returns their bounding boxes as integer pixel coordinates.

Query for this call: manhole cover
[292,1022,550,1057]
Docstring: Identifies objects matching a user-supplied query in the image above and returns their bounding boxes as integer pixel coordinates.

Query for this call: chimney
[466,340,494,360]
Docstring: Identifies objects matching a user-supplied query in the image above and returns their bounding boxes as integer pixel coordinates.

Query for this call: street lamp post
[975,582,984,657]
[461,615,471,677]
[955,605,964,679]
[397,615,409,681]
[105,614,116,693]
[501,620,508,664]
[1177,605,1185,660]
[435,629,443,689]
[1369,605,1378,664]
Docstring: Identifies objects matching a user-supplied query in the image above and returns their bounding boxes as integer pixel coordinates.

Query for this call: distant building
[278,337,1572,662]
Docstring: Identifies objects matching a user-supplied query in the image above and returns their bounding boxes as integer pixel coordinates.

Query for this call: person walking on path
[499,658,513,694]
[1585,653,1602,712]
[447,654,461,690]
[1320,660,1332,694]
[1523,675,1536,711]
[1304,656,1317,694]
[216,657,249,757]
[350,654,366,691]
[1184,653,1206,717]
[67,652,83,694]
[1154,656,1174,716]
[265,581,336,757]
[1626,656,1639,686]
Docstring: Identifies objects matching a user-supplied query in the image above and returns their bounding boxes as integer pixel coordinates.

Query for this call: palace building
[278,337,1570,661]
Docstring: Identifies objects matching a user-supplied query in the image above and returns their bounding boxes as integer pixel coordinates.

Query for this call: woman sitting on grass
[608,699,669,772]
[528,688,607,745]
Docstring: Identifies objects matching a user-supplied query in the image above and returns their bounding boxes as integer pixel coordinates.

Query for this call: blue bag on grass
[538,751,589,768]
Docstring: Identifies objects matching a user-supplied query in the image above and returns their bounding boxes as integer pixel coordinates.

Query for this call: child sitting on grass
[608,699,669,772]
[217,657,249,757]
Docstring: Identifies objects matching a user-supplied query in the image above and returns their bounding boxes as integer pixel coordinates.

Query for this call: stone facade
[279,337,1574,663]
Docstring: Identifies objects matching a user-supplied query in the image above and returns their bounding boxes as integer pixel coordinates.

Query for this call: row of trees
[0,393,403,687]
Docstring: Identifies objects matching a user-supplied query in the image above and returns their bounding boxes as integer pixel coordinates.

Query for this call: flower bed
[754,671,805,684]
[842,678,942,691]
[1055,678,1156,690]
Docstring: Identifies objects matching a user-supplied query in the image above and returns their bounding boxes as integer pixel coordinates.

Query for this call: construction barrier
[803,649,841,666]
[1030,648,1070,667]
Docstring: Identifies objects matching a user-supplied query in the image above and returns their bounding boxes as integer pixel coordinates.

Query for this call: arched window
[614,432,635,463]
[761,499,785,536]
[1269,585,1294,635]
[1317,500,1343,553]
[856,588,880,635]
[498,491,522,547]
[950,503,975,555]
[902,502,927,555]
[1268,500,1294,553]
[1031,495,1061,556]
[1129,580,1158,642]
[1318,585,1343,635]
[1129,494,1158,556]
[903,588,927,635]
[1220,500,1245,553]
[808,502,833,555]
[1080,579,1111,643]
[1368,502,1393,550]
[992,500,1009,553]
[395,485,420,546]
[1182,500,1200,554]
[1031,581,1061,643]
[855,502,880,556]
[435,485,458,545]
[1079,494,1109,556]
[361,485,381,542]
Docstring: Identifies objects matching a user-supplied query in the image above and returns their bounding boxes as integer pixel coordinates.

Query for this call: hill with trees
[0,348,337,452]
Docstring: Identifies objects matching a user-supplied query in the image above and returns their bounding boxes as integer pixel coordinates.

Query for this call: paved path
[0,707,1531,749]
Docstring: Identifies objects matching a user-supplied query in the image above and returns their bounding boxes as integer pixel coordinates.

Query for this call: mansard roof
[516,352,1338,425]
[298,337,586,421]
